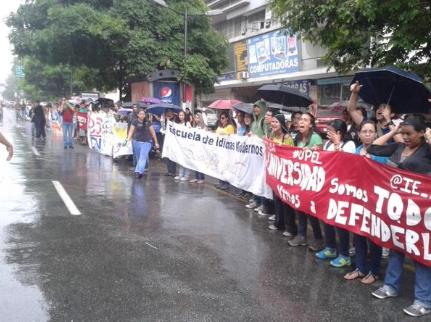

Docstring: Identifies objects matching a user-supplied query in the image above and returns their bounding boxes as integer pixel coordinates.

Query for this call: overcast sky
[0,0,24,85]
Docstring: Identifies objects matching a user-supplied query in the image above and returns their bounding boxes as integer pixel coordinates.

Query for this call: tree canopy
[270,0,431,80]
[7,0,228,100]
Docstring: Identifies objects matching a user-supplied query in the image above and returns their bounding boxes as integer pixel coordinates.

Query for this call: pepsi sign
[153,81,180,106]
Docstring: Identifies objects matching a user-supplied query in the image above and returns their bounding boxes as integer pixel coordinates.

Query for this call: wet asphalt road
[0,108,423,322]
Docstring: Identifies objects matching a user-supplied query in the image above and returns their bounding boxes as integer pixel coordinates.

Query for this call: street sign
[15,65,25,78]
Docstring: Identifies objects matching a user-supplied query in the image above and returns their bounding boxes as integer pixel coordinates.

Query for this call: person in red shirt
[60,100,75,149]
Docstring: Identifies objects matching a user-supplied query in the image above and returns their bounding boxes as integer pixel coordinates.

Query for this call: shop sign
[247,29,299,78]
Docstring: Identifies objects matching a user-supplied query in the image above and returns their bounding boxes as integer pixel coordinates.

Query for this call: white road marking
[31,146,41,156]
[145,242,158,250]
[52,181,82,216]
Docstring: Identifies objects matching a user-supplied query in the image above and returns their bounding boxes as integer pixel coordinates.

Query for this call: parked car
[315,101,371,136]
[202,108,218,129]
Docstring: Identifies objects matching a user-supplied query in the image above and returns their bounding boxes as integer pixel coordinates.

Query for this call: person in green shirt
[289,112,324,251]
[250,99,268,139]
[268,114,296,235]
[294,112,323,148]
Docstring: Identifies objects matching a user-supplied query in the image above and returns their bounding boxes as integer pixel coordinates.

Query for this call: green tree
[270,0,431,79]
[8,0,228,98]
[2,74,19,101]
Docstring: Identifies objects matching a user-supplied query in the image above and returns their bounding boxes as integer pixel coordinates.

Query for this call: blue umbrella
[146,103,181,116]
[351,66,431,113]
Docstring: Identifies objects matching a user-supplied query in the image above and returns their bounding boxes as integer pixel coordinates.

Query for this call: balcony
[207,0,250,13]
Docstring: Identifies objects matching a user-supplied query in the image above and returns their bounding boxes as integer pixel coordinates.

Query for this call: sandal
[344,268,365,280]
[361,272,378,285]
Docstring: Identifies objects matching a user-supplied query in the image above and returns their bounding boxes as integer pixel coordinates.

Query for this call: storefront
[201,28,349,107]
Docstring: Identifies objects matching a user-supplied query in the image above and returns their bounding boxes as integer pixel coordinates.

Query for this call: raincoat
[250,100,268,138]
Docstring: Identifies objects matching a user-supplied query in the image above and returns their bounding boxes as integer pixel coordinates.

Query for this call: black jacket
[367,142,431,175]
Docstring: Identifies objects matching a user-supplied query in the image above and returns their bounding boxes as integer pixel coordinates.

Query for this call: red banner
[265,140,431,267]
[76,111,88,131]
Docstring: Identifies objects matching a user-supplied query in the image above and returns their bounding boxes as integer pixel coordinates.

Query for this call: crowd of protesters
[154,82,431,317]
[8,80,431,317]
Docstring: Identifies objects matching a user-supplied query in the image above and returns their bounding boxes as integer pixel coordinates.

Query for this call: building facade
[201,0,353,106]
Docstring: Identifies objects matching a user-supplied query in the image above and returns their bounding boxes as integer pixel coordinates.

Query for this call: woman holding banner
[175,111,192,182]
[215,111,236,190]
[344,120,387,284]
[190,112,207,184]
[288,112,324,251]
[267,114,296,236]
[369,115,431,317]
[315,119,356,267]
[127,109,160,179]
[246,101,270,210]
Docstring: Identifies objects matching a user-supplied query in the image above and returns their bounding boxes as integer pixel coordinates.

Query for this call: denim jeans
[195,172,205,180]
[132,140,152,175]
[384,251,431,307]
[354,234,382,275]
[62,122,73,147]
[31,122,36,137]
[323,223,349,257]
[179,165,190,178]
[166,159,176,175]
[297,211,322,240]
[273,194,297,234]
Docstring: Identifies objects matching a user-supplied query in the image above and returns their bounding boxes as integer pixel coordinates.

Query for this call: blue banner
[247,30,300,78]
[153,81,180,106]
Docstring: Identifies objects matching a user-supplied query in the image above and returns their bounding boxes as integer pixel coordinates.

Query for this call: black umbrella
[351,66,431,113]
[257,84,313,109]
[232,102,254,115]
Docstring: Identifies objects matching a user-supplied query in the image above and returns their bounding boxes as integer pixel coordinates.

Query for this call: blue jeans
[273,194,297,234]
[166,159,176,175]
[297,211,322,240]
[195,172,205,180]
[354,234,381,275]
[384,251,431,307]
[62,122,73,147]
[179,165,190,178]
[323,223,349,257]
[132,140,152,175]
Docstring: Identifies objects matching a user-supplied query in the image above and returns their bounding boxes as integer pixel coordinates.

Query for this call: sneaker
[288,235,307,247]
[268,224,278,231]
[69,146,74,149]
[254,205,264,212]
[189,179,198,183]
[197,180,205,184]
[403,303,431,317]
[282,231,293,237]
[258,210,273,217]
[180,177,189,181]
[174,176,181,180]
[330,255,351,267]
[308,238,325,252]
[268,215,276,221]
[245,201,258,209]
[372,285,398,299]
[315,247,337,260]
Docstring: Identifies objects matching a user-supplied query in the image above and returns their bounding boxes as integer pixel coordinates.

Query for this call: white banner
[87,112,132,158]
[162,122,272,198]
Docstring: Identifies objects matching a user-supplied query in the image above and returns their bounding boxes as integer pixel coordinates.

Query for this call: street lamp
[150,0,223,57]
[150,1,224,108]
